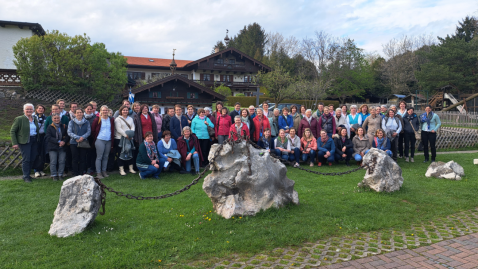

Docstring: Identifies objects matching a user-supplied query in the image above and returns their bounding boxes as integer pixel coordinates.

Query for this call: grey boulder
[358,148,403,192]
[48,175,101,237]
[203,141,299,219]
[425,161,465,180]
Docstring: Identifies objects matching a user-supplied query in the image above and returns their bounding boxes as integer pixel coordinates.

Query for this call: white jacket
[114,116,135,139]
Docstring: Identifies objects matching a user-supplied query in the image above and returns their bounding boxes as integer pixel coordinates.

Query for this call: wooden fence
[25,89,123,109]
[1,127,477,171]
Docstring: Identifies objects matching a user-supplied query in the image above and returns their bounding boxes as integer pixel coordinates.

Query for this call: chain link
[93,132,368,215]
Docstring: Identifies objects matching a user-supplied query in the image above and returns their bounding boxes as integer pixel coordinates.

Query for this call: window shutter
[200,73,204,81]
[196,92,199,99]
[187,92,190,99]
[141,72,146,80]
[220,75,223,81]
[229,75,233,82]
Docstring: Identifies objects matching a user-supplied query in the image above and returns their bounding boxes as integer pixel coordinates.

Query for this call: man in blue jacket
[170,105,189,140]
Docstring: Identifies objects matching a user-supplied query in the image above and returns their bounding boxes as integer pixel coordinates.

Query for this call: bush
[225,97,340,109]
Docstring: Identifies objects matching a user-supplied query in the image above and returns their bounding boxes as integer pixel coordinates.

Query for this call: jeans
[398,132,404,157]
[70,145,87,176]
[301,149,316,163]
[217,135,228,144]
[185,153,200,172]
[288,147,301,163]
[390,135,399,159]
[49,149,66,177]
[19,136,38,180]
[95,139,111,173]
[403,132,417,158]
[157,131,162,141]
[421,131,437,160]
[33,133,45,172]
[138,165,162,179]
[317,150,335,163]
[334,148,353,162]
[353,153,363,161]
[365,149,392,157]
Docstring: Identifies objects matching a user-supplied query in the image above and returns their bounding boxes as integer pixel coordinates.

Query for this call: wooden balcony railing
[0,70,21,86]
[199,63,247,70]
[194,80,256,87]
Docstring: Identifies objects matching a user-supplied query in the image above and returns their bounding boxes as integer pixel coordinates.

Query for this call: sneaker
[35,172,41,178]
[399,155,403,159]
[138,173,144,180]
[423,159,429,163]
[293,162,300,168]
[405,157,409,162]
[328,162,332,166]
[102,171,109,178]
[40,171,46,176]
[96,173,104,180]
[411,158,414,163]
[310,162,314,167]
[318,162,322,167]
[24,177,32,183]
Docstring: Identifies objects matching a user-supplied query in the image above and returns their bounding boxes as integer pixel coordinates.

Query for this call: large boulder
[358,148,403,192]
[49,175,101,237]
[203,141,299,219]
[425,161,465,180]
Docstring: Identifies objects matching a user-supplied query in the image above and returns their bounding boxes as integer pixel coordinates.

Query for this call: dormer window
[149,59,154,62]
[217,59,224,64]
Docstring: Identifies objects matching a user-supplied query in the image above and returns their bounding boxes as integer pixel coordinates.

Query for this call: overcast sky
[2,0,477,61]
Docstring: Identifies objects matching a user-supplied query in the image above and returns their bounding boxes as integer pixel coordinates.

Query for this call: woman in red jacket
[252,108,271,142]
[215,107,232,144]
[229,115,250,141]
[298,109,320,138]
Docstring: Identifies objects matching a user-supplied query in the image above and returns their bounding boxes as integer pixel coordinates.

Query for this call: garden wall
[225,96,340,108]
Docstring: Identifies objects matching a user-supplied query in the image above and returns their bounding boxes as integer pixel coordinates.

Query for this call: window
[181,74,188,79]
[229,59,235,64]
[151,73,161,78]
[127,72,145,80]
[203,74,211,81]
[224,75,231,82]
[150,91,161,98]
[244,76,251,82]
[188,92,199,99]
[217,59,224,64]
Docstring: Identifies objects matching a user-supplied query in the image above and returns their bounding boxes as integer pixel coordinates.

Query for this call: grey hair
[306,109,312,113]
[234,115,241,120]
[51,113,61,117]
[273,108,280,112]
[381,105,388,108]
[249,105,255,109]
[370,106,376,110]
[256,108,263,113]
[390,105,397,108]
[335,108,342,113]
[204,107,212,112]
[182,126,192,135]
[23,103,34,110]
[350,105,357,109]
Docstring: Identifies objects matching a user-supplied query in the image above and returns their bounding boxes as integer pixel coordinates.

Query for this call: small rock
[358,148,403,192]
[48,175,101,237]
[425,161,465,180]
[203,141,299,219]
[474,159,478,165]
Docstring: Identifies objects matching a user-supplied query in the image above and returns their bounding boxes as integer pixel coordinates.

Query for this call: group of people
[10,99,441,183]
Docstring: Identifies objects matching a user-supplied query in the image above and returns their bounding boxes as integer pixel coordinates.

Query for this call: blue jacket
[67,118,91,145]
[420,112,441,132]
[258,136,275,151]
[170,115,189,140]
[191,115,214,139]
[317,137,335,155]
[358,112,370,124]
[278,115,293,131]
[372,137,391,151]
[157,138,177,162]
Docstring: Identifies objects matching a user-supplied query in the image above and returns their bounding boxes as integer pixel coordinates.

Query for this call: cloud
[1,0,476,60]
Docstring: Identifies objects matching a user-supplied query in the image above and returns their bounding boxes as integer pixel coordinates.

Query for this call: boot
[129,165,136,174]
[405,157,409,162]
[102,171,109,178]
[119,166,126,176]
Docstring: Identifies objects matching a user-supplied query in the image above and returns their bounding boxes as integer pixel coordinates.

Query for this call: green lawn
[1,154,477,269]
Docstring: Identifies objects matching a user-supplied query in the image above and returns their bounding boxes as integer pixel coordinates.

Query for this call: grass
[1,153,477,268]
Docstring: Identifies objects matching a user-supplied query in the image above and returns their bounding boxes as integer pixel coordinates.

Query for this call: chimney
[214,47,220,53]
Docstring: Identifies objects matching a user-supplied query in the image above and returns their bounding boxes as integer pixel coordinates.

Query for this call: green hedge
[224,97,340,109]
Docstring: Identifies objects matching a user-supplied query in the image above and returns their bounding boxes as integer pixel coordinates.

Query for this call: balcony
[199,62,247,71]
[0,70,21,86]
[194,80,257,88]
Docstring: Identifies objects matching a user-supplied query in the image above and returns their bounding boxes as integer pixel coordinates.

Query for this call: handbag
[207,125,215,136]
[74,122,91,149]
[410,121,421,140]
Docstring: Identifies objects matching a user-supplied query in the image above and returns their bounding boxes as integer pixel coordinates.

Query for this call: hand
[188,120,192,124]
[431,130,436,133]
[151,160,156,165]
[167,157,172,163]
[285,129,289,133]
[342,146,346,152]
[12,144,19,150]
[59,141,65,147]
[193,151,198,155]
[204,121,208,125]
[342,154,346,158]
[392,133,397,137]
[360,152,364,157]
[351,127,355,132]
[154,164,159,169]
[78,137,84,142]
[186,153,192,161]
[326,151,330,157]
[291,150,294,154]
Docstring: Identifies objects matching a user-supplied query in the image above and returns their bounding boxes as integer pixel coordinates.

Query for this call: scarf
[342,136,346,143]
[321,136,329,144]
[235,123,243,135]
[277,137,288,149]
[316,110,323,118]
[53,122,61,140]
[144,140,158,161]
[404,113,416,122]
[376,137,384,148]
[198,115,205,120]
[261,136,270,148]
[69,111,76,120]
[304,115,312,124]
[175,114,183,130]
[84,113,95,120]
[420,112,433,130]
[161,138,171,149]
[241,116,249,124]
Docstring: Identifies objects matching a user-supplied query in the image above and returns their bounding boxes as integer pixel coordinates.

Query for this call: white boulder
[358,148,404,192]
[203,141,299,219]
[425,161,465,180]
[49,175,101,237]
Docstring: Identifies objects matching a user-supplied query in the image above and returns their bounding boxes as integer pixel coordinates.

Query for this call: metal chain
[93,132,368,215]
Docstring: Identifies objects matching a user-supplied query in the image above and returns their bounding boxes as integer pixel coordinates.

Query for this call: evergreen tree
[442,16,478,42]
[228,23,267,60]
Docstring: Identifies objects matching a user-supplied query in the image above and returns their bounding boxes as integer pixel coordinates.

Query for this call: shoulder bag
[410,119,421,140]
[75,122,91,149]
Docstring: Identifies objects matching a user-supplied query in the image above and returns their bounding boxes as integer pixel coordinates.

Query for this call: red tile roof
[125,56,193,68]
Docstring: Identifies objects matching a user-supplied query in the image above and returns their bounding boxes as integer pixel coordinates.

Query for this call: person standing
[382,109,402,161]
[215,107,232,144]
[362,106,382,146]
[170,105,189,140]
[10,103,39,183]
[269,108,280,139]
[334,108,349,137]
[420,105,441,163]
[89,101,99,116]
[298,109,320,138]
[312,102,325,121]
[262,102,270,118]
[45,113,69,181]
[240,108,255,138]
[57,99,67,117]
[113,100,134,118]
[91,106,115,179]
[44,104,69,132]
[341,105,348,116]
[402,107,420,163]
[84,104,97,175]
[134,104,159,144]
[318,107,336,138]
[161,107,175,133]
[185,105,196,126]
[358,104,370,124]
[191,108,214,167]
[346,105,362,140]
[252,108,271,142]
[33,104,47,177]
[114,105,136,176]
[67,108,91,176]
[213,101,224,120]
[229,102,241,119]
[151,105,163,141]
[289,105,302,131]
[248,105,256,119]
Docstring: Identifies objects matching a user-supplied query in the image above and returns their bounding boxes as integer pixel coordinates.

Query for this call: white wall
[0,25,34,70]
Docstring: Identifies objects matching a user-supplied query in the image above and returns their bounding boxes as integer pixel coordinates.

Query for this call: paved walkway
[320,233,478,269]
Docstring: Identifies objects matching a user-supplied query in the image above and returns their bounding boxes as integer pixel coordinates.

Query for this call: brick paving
[320,233,478,269]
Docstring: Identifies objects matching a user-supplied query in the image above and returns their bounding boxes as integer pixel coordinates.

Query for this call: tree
[13,30,127,101]
[254,65,296,104]
[227,23,267,60]
[214,84,232,97]
[211,40,226,54]
[443,16,478,42]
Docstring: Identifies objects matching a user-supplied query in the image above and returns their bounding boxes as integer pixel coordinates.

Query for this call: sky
[1,0,477,61]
